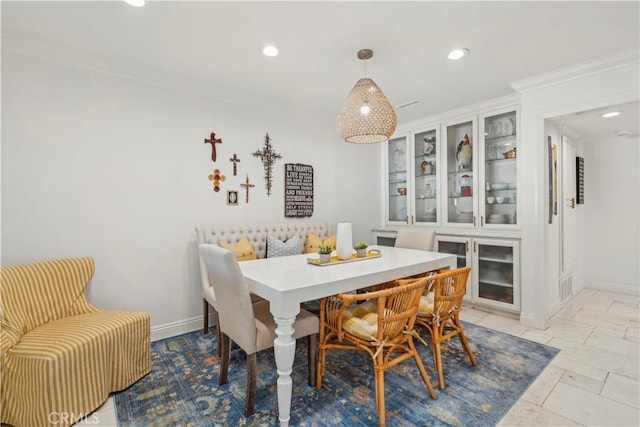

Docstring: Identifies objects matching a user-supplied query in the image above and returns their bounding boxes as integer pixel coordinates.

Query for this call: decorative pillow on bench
[304,232,337,254]
[218,236,257,261]
[267,234,303,258]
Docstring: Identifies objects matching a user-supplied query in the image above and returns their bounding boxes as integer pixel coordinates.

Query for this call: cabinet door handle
[473,216,476,226]
[474,241,477,253]
[480,216,484,226]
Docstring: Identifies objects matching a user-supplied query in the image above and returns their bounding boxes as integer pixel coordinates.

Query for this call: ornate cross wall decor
[251,133,282,196]
[204,132,223,162]
[229,153,241,176]
[240,174,255,203]
[208,169,226,192]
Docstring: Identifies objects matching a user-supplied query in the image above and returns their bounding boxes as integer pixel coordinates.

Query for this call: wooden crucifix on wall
[204,132,223,162]
[229,153,240,176]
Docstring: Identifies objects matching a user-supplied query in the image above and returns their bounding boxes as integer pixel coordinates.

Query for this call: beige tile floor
[81,288,639,426]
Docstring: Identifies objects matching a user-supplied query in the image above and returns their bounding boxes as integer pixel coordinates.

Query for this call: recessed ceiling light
[602,111,621,118]
[448,48,469,60]
[262,45,279,57]
[616,130,631,137]
[123,0,145,7]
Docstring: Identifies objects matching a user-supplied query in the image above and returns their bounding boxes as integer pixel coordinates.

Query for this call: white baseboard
[584,280,640,296]
[150,314,217,342]
[518,312,545,329]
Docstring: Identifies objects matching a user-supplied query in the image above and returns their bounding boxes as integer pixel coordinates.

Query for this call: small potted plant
[318,245,333,264]
[354,241,368,258]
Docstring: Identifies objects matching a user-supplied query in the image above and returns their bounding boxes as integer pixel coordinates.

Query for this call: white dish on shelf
[491,183,509,190]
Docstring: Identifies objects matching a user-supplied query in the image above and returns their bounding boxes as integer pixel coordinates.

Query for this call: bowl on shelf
[457,211,473,222]
[397,187,407,195]
[487,214,507,224]
[486,196,495,204]
[496,196,504,204]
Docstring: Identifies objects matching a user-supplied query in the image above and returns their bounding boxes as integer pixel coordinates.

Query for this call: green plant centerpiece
[354,241,368,257]
[318,245,333,263]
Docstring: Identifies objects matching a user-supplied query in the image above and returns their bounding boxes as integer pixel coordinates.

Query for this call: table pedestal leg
[274,316,296,426]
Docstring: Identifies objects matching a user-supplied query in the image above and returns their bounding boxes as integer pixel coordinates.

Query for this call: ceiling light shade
[337,49,397,144]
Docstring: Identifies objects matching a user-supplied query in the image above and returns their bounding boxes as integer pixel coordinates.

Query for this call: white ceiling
[2,0,639,134]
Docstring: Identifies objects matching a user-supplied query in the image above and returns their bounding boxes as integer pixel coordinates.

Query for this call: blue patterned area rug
[114,322,558,426]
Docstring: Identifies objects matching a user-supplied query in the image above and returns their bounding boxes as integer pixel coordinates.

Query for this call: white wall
[1,50,383,330]
[583,133,639,294]
[515,52,639,328]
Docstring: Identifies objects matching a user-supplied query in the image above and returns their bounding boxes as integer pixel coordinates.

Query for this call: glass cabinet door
[446,120,475,226]
[474,239,520,311]
[413,128,438,224]
[387,136,408,223]
[482,110,517,226]
[434,235,472,298]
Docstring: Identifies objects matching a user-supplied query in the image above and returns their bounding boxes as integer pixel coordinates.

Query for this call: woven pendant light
[337,49,397,144]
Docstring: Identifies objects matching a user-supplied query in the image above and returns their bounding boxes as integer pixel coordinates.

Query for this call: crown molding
[3,34,328,124]
[397,92,521,132]
[2,34,247,105]
[510,49,639,94]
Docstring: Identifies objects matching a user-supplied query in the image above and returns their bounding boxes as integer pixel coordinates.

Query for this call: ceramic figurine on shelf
[456,134,472,171]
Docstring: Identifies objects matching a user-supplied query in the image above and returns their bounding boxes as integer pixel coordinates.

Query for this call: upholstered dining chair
[415,266,477,389]
[316,276,437,427]
[198,244,319,417]
[358,228,435,290]
[394,228,435,251]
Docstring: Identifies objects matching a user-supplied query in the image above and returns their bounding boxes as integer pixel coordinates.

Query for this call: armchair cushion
[418,292,435,316]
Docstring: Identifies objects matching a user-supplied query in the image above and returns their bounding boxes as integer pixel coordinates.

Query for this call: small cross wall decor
[208,169,226,192]
[229,153,241,176]
[240,174,255,203]
[252,133,282,196]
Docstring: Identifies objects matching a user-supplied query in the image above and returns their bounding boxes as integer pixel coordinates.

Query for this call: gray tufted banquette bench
[195,222,334,338]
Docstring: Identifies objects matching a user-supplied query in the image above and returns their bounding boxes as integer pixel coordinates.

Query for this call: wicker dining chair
[415,266,477,389]
[316,276,437,427]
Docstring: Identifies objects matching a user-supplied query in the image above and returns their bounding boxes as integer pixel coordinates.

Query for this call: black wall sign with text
[284,163,314,217]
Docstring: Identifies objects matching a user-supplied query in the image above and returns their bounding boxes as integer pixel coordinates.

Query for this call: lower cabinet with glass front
[434,235,520,312]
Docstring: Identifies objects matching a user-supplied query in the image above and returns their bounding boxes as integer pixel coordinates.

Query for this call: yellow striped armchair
[1,257,151,427]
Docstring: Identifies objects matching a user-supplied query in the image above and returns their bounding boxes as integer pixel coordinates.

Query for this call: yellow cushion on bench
[304,232,337,254]
[219,236,257,261]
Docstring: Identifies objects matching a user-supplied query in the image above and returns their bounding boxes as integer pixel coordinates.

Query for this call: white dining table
[238,245,456,426]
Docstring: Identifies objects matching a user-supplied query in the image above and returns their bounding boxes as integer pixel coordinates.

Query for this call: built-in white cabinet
[384,106,519,230]
[434,235,520,312]
[381,101,521,314]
